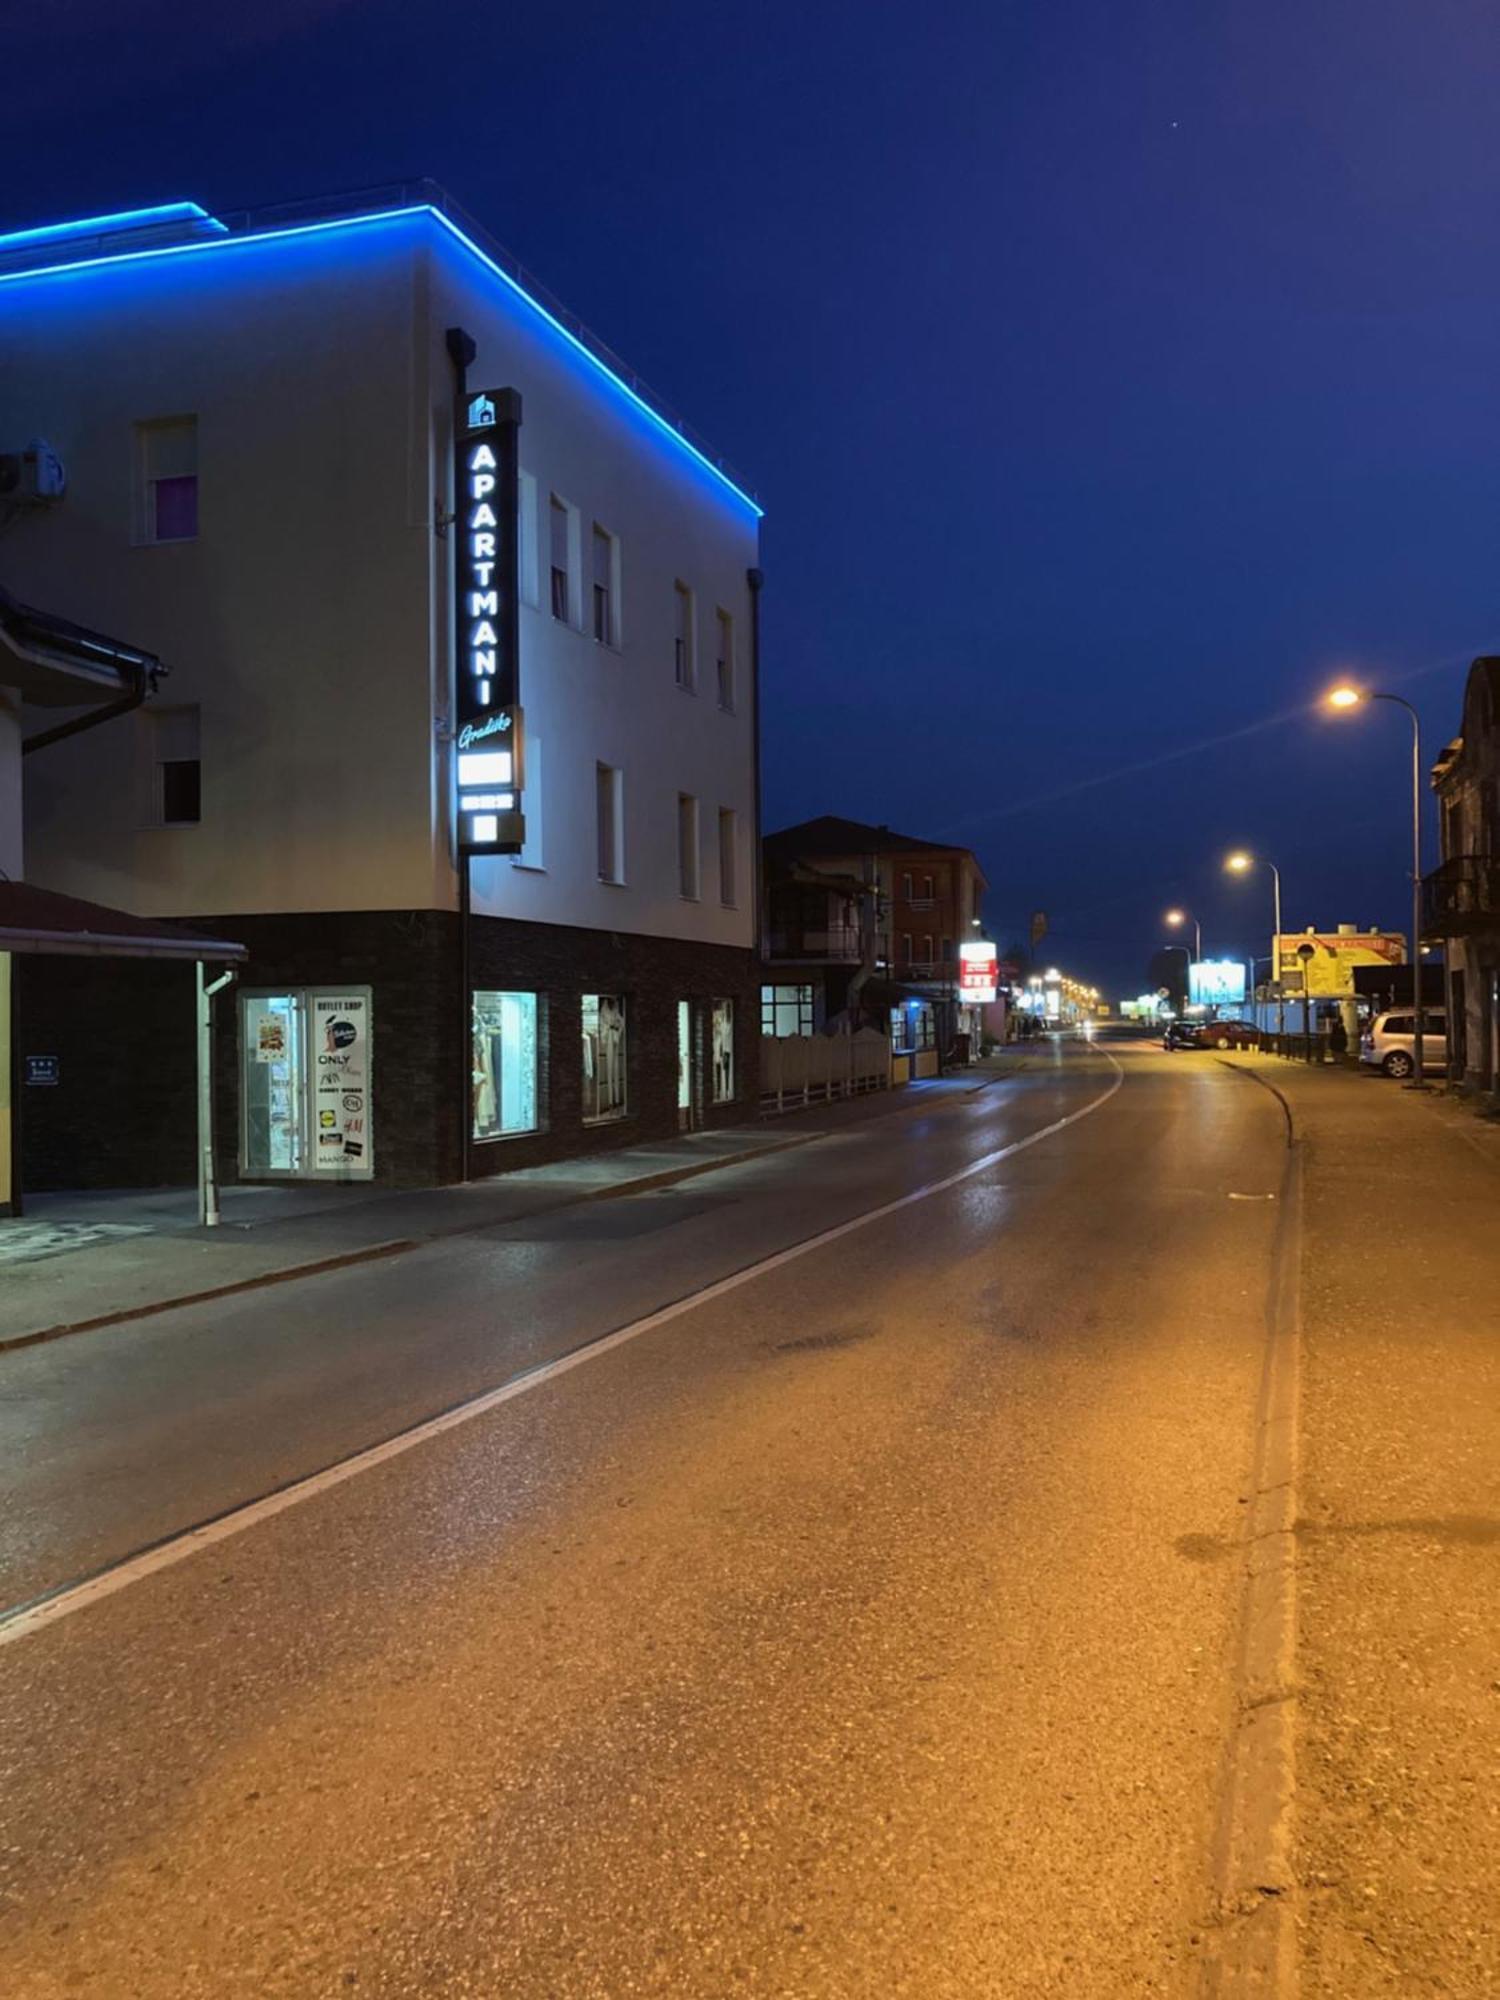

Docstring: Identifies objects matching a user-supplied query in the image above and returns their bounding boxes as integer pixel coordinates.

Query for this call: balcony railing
[766,926,863,963]
[1422,854,1500,936]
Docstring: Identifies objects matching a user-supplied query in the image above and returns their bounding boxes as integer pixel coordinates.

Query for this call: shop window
[761,984,814,1037]
[711,999,735,1102]
[240,988,373,1180]
[472,991,544,1140]
[915,1005,936,1049]
[582,994,628,1122]
[890,1005,915,1055]
[134,415,197,543]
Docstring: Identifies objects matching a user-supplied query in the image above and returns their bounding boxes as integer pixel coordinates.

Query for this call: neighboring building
[1426,657,1500,1096]
[1,185,762,1190]
[762,816,988,1078]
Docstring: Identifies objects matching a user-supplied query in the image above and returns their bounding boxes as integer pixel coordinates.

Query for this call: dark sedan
[1164,1018,1258,1051]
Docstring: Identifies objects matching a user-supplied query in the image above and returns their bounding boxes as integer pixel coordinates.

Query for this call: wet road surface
[0,1040,1287,1996]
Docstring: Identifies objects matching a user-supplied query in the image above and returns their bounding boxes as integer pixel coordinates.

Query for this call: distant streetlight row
[1202,681,1427,1085]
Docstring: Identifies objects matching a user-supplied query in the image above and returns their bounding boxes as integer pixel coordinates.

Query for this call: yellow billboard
[1275,932,1405,996]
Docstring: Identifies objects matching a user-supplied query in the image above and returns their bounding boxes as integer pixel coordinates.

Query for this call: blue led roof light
[0,201,226,251]
[0,189,761,518]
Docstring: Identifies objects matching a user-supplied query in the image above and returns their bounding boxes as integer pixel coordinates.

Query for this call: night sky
[8,1,1500,995]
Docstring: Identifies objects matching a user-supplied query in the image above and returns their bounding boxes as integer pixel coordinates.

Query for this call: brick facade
[14,909,760,1194]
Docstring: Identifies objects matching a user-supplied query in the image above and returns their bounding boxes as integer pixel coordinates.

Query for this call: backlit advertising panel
[1189,960,1247,1007]
[455,386,525,855]
[959,941,998,1004]
[1274,932,1404,996]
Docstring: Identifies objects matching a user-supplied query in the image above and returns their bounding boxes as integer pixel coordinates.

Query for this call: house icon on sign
[467,391,496,430]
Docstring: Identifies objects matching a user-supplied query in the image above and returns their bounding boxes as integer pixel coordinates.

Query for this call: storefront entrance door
[240,987,373,1180]
[677,1001,697,1131]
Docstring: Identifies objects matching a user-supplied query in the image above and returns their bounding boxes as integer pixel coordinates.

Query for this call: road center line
[0,1052,1124,1649]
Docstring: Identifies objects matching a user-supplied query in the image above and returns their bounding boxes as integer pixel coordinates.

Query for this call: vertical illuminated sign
[455,385,524,854]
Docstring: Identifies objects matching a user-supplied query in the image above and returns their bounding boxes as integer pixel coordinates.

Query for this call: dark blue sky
[8,0,1500,993]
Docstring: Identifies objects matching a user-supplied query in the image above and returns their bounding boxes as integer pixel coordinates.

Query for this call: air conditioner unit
[0,438,66,504]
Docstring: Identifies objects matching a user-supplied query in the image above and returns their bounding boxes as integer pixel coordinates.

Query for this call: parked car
[1358,1010,1448,1079]
[1163,1021,1207,1050]
[1197,1019,1259,1050]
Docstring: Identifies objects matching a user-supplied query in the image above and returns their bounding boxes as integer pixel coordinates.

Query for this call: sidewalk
[0,1064,1024,1352]
[1218,1053,1500,1994]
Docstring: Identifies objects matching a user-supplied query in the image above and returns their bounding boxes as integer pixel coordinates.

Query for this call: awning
[0,582,162,707]
[0,884,246,962]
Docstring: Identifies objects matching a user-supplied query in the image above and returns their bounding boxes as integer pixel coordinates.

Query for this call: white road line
[1,1052,1124,1649]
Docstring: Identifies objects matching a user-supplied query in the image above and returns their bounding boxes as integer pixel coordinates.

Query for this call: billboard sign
[455,386,525,855]
[959,941,998,1004]
[1274,932,1404,996]
[1189,959,1247,1007]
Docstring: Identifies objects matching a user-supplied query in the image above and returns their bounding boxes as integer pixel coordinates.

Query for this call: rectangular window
[717,806,738,907]
[711,999,735,1103]
[135,416,197,543]
[512,736,544,870]
[678,792,701,900]
[760,984,815,1037]
[582,994,628,1122]
[596,762,623,883]
[591,524,618,645]
[549,494,573,623]
[901,872,913,899]
[890,1006,915,1055]
[144,705,201,826]
[900,933,913,965]
[472,991,544,1140]
[518,470,539,608]
[921,934,934,966]
[674,581,695,689]
[716,608,735,710]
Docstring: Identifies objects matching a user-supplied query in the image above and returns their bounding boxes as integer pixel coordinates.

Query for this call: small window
[518,471,539,608]
[715,608,735,710]
[674,581,695,689]
[135,416,197,544]
[592,524,618,646]
[582,994,628,1122]
[472,991,545,1139]
[549,495,573,623]
[596,762,623,883]
[901,872,913,899]
[761,984,814,1037]
[144,705,201,826]
[921,934,934,966]
[900,933,913,965]
[922,875,934,899]
[512,736,544,870]
[677,792,701,900]
[711,999,735,1103]
[718,806,738,907]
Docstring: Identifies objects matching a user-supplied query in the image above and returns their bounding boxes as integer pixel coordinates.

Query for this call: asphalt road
[0,1039,1289,1997]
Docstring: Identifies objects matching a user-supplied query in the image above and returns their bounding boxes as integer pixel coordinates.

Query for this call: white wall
[3,208,759,950]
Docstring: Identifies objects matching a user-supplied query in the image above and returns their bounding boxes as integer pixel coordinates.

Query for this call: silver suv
[1359,1010,1447,1079]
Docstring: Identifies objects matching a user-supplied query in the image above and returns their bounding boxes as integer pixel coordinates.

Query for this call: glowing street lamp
[1225,850,1284,1041]
[1325,682,1429,1086]
[1163,906,1201,960]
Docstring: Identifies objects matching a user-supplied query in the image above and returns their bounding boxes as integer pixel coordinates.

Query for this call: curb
[1204,1060,1302,1997]
[0,1131,822,1357]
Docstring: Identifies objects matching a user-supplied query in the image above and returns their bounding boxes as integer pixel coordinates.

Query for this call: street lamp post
[1164,907,1201,960]
[1225,851,1283,1044]
[1327,686,1428,1088]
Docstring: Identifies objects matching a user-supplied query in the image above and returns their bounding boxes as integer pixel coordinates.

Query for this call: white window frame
[674,580,696,691]
[596,761,625,884]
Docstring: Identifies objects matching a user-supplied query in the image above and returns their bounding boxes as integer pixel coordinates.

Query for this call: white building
[0,185,762,1189]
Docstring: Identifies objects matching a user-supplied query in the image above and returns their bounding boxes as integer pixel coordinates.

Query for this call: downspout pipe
[22,661,152,755]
